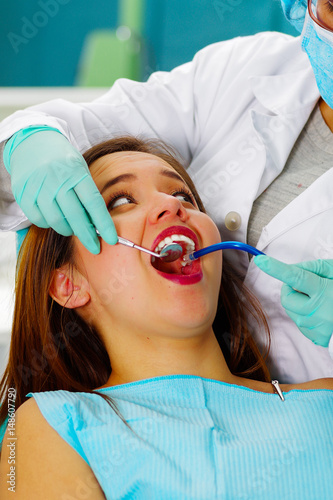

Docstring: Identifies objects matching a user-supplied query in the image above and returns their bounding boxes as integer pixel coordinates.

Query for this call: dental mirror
[118,237,183,262]
[159,243,183,262]
[96,230,183,262]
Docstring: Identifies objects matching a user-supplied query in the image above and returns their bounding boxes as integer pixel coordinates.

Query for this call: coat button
[225,211,241,231]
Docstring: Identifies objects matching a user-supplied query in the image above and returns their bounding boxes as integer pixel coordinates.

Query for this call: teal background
[0,0,298,86]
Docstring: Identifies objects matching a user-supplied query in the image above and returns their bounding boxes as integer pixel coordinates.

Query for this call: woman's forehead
[90,151,173,173]
[89,151,183,187]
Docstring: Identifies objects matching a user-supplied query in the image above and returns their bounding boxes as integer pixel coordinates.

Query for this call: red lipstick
[150,225,203,285]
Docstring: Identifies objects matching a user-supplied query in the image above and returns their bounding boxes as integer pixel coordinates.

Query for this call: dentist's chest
[188,100,333,272]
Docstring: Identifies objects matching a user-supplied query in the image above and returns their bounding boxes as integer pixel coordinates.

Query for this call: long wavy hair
[0,136,270,431]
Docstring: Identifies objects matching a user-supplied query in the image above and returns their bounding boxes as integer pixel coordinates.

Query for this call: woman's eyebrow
[101,168,185,194]
[159,168,185,183]
[101,173,137,194]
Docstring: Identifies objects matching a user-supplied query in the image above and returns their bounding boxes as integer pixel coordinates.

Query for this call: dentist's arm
[0,33,297,236]
[4,127,117,254]
[0,68,198,238]
[0,37,237,233]
[254,255,333,358]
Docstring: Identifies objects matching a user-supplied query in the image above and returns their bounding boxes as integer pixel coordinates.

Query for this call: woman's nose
[148,194,189,225]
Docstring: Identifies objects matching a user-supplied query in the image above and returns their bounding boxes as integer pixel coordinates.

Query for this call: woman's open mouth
[150,226,203,285]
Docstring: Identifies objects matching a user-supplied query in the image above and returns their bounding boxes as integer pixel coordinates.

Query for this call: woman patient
[0,136,332,499]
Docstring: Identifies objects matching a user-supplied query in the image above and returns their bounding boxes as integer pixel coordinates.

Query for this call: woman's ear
[49,264,90,309]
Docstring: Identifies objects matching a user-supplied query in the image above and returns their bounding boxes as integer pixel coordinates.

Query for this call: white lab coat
[0,31,332,383]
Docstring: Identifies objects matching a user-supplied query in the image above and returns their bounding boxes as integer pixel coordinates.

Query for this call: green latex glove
[4,128,117,254]
[254,255,333,348]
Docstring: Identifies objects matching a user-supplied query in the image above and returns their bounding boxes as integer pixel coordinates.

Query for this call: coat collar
[250,65,320,115]
[249,65,320,192]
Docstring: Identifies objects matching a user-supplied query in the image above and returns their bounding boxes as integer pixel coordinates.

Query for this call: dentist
[1,0,333,383]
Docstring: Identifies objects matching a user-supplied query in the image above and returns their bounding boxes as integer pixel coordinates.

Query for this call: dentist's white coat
[1,31,332,383]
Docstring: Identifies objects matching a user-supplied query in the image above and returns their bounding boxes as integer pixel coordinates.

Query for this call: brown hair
[0,136,270,431]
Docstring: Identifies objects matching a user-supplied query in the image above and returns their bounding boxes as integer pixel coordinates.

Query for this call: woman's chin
[156,300,217,335]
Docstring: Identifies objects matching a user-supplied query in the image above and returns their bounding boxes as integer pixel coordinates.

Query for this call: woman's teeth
[154,234,195,257]
[150,234,195,271]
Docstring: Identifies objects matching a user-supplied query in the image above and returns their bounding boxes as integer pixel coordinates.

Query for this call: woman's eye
[108,194,134,210]
[112,197,132,208]
[173,191,196,205]
[325,0,333,13]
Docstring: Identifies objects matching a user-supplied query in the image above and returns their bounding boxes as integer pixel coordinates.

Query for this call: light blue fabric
[0,415,9,452]
[25,375,333,499]
[301,11,333,109]
[280,0,307,32]
[16,227,30,254]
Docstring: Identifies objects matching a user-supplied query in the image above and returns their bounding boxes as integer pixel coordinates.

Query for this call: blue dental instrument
[182,241,265,264]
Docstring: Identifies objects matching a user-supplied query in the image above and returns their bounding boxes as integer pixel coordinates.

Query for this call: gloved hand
[5,128,118,254]
[254,255,333,348]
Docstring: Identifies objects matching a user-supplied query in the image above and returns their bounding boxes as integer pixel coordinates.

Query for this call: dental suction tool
[95,230,183,263]
[182,241,265,264]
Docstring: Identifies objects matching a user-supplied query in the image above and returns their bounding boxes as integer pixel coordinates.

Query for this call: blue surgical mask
[301,11,333,108]
[280,0,308,32]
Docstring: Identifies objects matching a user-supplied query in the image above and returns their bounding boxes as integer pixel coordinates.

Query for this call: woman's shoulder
[12,395,77,450]
[281,378,333,393]
[233,375,333,396]
[0,398,105,499]
[28,388,106,412]
[8,396,61,447]
[25,389,113,435]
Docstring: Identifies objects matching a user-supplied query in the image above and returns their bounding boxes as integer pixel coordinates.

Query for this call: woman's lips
[150,225,202,285]
[151,225,199,252]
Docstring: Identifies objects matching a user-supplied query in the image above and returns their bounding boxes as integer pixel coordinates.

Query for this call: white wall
[0,231,16,378]
[0,87,108,377]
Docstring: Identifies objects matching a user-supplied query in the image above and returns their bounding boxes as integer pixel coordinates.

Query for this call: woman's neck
[319,98,333,133]
[98,327,238,389]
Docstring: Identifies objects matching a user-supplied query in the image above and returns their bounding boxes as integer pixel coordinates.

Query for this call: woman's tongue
[152,242,194,275]
[154,258,194,275]
[153,256,183,274]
